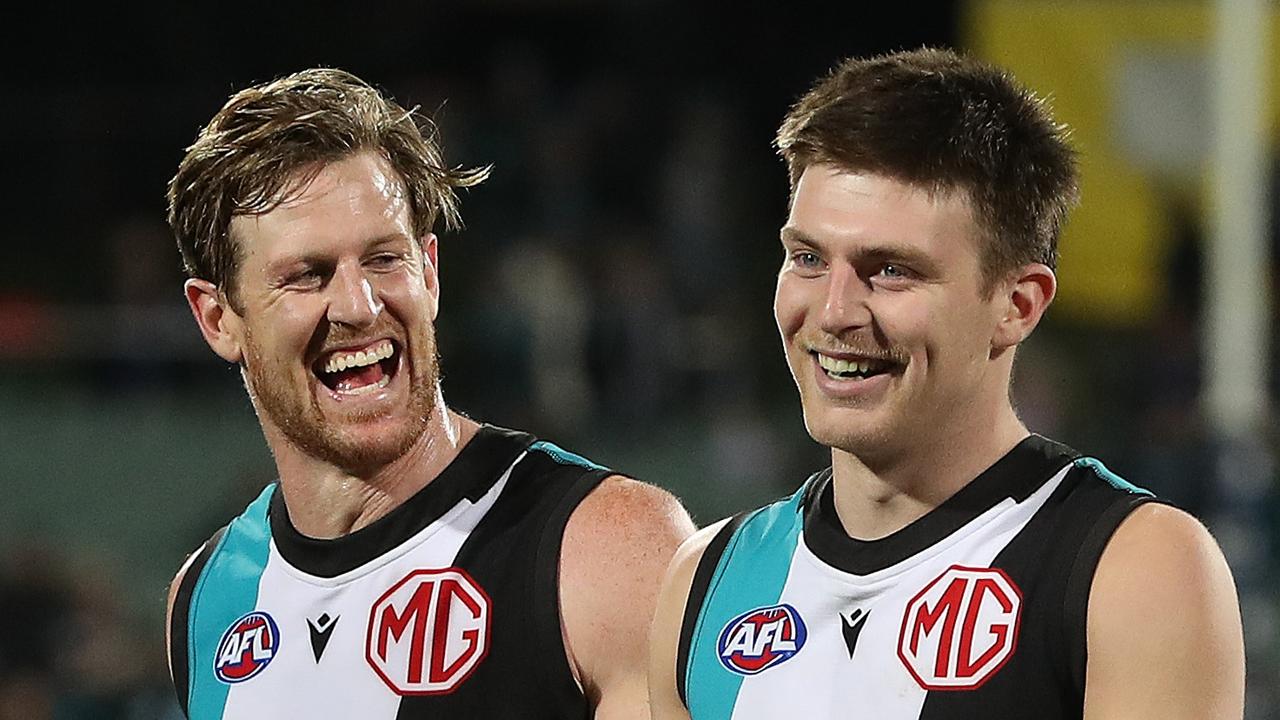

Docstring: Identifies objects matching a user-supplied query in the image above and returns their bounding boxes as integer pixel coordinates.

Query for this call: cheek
[274,302,325,347]
[381,274,437,325]
[773,277,807,338]
[865,296,922,344]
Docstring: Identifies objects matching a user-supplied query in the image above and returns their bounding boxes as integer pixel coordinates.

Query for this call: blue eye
[793,251,821,268]
[875,263,917,281]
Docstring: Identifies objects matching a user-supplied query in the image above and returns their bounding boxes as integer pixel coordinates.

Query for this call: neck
[269,400,481,539]
[828,404,1029,541]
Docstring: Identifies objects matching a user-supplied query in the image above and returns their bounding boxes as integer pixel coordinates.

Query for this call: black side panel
[916,465,1166,720]
[394,450,608,720]
[169,526,227,719]
[675,513,747,707]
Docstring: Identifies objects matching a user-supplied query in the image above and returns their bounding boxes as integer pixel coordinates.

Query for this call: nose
[819,264,871,335]
[326,260,383,328]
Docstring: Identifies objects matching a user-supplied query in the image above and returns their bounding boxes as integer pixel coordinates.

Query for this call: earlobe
[184,279,244,363]
[993,264,1056,350]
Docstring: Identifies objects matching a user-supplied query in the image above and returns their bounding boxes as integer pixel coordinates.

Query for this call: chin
[801,404,895,458]
[308,419,427,473]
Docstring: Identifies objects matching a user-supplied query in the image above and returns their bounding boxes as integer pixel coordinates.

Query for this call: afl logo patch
[214,611,280,684]
[717,603,807,675]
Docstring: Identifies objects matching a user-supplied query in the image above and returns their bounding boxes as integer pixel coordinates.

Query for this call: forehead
[231,151,415,260]
[785,165,979,261]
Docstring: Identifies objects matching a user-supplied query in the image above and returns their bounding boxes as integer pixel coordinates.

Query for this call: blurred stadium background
[1,0,1277,717]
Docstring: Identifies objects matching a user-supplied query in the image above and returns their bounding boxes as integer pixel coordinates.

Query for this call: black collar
[269,425,535,578]
[802,434,1078,575]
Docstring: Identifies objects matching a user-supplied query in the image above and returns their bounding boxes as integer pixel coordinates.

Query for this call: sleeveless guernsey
[169,425,610,719]
[679,435,1161,719]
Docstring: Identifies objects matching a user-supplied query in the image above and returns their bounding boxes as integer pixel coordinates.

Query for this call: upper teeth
[817,354,876,375]
[323,340,394,374]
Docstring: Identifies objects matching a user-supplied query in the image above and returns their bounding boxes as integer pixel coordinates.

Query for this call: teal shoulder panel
[685,486,807,720]
[1073,457,1154,496]
[187,484,276,720]
[529,440,608,471]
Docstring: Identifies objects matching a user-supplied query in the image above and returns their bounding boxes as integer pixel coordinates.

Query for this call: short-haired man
[164,68,694,719]
[649,48,1244,719]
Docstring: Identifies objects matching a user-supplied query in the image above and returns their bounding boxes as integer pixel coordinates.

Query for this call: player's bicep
[648,521,728,720]
[1083,504,1244,720]
[560,476,695,718]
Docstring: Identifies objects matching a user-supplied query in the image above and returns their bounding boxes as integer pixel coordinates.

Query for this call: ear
[991,263,1056,351]
[185,279,245,363]
[421,232,440,320]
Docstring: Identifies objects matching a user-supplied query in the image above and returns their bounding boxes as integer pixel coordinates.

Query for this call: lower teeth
[338,374,392,395]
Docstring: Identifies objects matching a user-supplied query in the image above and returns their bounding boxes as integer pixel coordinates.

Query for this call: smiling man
[649,49,1244,719]
[164,69,693,719]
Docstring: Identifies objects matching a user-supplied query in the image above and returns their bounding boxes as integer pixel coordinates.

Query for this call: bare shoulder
[662,518,734,599]
[560,475,697,603]
[1091,503,1238,612]
[647,518,733,720]
[559,475,696,715]
[1084,503,1244,719]
[563,475,696,563]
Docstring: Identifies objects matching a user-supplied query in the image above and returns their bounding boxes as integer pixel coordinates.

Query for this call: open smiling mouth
[812,351,896,381]
[314,339,401,396]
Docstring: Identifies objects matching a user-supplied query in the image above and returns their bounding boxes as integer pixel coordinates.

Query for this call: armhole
[533,467,611,713]
[676,512,748,708]
[170,525,227,718]
[1062,495,1171,694]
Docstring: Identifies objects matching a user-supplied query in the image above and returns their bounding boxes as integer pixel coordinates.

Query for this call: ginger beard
[240,319,441,473]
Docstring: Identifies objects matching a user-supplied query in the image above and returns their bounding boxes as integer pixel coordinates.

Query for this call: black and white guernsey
[169,425,611,719]
[677,435,1163,719]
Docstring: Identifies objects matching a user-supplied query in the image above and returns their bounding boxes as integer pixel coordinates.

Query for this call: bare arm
[648,520,730,720]
[1083,504,1245,719]
[559,476,697,720]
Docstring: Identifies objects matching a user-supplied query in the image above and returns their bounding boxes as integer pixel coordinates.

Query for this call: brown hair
[168,68,488,306]
[776,48,1078,289]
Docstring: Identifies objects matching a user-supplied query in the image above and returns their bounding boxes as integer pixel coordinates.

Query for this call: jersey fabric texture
[678,435,1163,719]
[169,425,611,719]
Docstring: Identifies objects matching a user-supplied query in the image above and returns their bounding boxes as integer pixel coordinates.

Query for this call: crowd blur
[2,2,1276,718]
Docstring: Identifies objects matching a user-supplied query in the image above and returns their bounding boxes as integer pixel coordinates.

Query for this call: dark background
[1,2,1275,718]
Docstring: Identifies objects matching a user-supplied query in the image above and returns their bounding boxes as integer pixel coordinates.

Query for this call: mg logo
[897,565,1022,690]
[365,568,491,695]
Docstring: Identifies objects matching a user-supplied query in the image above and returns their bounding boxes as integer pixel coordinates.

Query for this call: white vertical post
[1207,0,1271,435]
[1208,3,1273,717]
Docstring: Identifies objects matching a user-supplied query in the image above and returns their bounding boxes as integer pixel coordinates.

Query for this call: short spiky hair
[168,68,488,305]
[776,48,1078,288]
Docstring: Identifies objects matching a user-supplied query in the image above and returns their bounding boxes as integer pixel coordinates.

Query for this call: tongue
[334,362,386,392]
